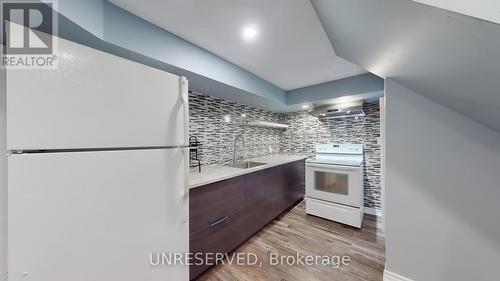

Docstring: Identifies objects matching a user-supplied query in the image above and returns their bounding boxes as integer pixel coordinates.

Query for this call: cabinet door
[189,176,245,234]
[243,168,281,229]
[279,160,305,210]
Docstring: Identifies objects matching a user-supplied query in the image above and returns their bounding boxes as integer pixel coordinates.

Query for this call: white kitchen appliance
[6,35,189,280]
[305,144,364,228]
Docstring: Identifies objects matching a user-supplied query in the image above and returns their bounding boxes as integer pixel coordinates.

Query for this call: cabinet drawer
[189,209,255,279]
[189,176,245,234]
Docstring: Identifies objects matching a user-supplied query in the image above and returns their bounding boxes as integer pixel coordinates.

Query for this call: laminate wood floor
[197,201,385,281]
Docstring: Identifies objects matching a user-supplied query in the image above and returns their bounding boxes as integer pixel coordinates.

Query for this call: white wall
[1,68,7,280]
[385,80,500,281]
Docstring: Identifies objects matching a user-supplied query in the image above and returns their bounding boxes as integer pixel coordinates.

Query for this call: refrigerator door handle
[179,77,189,223]
[180,77,189,146]
[182,148,189,198]
[181,148,190,223]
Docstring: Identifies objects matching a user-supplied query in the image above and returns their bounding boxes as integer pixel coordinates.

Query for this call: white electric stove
[305,143,364,228]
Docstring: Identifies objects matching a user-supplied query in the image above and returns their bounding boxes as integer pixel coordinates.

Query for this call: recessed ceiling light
[302,105,309,109]
[241,24,258,42]
[223,115,231,123]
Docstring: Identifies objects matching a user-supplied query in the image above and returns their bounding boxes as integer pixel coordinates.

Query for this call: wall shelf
[247,121,289,129]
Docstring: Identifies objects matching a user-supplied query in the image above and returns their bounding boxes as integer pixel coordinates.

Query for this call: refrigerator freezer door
[8,149,188,281]
[7,36,189,150]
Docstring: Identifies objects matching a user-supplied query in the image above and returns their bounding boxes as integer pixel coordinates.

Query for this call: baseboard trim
[383,269,414,281]
[364,207,382,216]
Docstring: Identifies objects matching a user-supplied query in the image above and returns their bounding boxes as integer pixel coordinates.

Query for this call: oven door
[306,162,362,208]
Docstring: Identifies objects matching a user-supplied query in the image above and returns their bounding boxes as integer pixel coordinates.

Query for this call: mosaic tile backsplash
[189,92,381,211]
[189,92,283,166]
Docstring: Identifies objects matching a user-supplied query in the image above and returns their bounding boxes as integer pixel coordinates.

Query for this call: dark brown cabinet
[189,160,305,280]
[279,161,305,211]
[189,176,245,234]
[243,167,281,226]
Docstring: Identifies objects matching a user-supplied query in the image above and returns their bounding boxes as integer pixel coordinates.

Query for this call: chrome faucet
[232,134,245,164]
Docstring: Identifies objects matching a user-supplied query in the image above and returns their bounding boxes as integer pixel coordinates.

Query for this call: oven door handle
[306,162,361,171]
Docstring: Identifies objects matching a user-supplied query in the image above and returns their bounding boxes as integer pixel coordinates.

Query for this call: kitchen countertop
[189,154,308,188]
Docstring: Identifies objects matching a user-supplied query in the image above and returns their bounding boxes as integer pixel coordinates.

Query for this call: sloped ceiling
[312,0,500,132]
[412,0,500,24]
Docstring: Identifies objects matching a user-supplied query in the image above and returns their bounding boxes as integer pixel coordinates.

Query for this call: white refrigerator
[6,36,189,280]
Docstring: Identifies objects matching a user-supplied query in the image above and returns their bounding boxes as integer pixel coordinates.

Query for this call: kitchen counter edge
[189,155,308,189]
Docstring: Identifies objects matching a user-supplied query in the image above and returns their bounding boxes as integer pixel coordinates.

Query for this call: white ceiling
[109,0,366,90]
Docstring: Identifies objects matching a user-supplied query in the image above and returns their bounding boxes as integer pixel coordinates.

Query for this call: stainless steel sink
[227,161,267,169]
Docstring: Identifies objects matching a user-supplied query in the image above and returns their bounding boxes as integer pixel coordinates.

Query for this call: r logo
[2,2,53,55]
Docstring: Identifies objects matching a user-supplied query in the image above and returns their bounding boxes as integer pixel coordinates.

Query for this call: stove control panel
[315,143,363,155]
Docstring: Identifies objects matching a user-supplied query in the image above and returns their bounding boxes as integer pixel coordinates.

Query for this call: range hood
[310,101,365,119]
